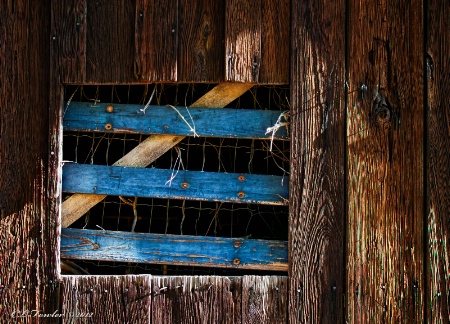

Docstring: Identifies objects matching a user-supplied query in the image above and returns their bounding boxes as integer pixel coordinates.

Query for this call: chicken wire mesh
[62,83,290,276]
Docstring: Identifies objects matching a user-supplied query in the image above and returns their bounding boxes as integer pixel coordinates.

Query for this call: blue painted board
[61,228,288,271]
[62,163,289,205]
[63,102,288,140]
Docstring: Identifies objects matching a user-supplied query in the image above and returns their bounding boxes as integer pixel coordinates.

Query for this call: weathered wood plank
[135,0,178,81]
[62,83,253,227]
[63,102,288,140]
[86,0,136,83]
[61,228,288,271]
[259,0,289,84]
[62,164,288,205]
[346,0,424,322]
[225,0,261,82]
[51,0,87,83]
[178,0,225,82]
[242,276,288,323]
[152,276,224,324]
[61,275,152,323]
[223,277,243,323]
[426,0,450,322]
[289,0,346,322]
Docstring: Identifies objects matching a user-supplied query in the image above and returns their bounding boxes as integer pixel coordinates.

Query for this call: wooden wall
[0,0,449,322]
[54,0,289,84]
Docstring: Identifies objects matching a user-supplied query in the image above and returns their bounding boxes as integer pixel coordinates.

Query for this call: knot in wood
[371,92,397,129]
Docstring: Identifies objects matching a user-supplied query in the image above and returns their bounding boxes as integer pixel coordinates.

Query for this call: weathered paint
[61,228,288,271]
[63,102,289,140]
[62,163,289,205]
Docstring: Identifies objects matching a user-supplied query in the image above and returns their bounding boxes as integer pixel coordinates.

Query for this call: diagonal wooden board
[62,83,254,227]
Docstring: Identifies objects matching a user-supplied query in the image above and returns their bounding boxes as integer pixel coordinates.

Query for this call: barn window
[60,83,289,276]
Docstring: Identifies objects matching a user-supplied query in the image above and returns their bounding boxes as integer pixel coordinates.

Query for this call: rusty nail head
[105,123,112,130]
[238,175,245,181]
[181,182,189,189]
[234,241,242,248]
[238,191,245,199]
[106,105,114,113]
[93,243,99,250]
[233,258,240,265]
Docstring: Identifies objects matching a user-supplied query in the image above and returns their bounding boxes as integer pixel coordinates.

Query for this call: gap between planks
[62,83,254,227]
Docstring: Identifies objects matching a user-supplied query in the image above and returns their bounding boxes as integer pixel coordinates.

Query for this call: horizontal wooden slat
[63,102,288,140]
[62,164,288,205]
[61,228,288,271]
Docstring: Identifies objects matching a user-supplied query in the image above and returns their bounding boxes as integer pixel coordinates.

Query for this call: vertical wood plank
[225,0,261,82]
[152,276,223,324]
[259,0,289,84]
[289,0,346,322]
[0,1,59,322]
[61,275,152,323]
[242,276,288,323]
[134,0,178,82]
[426,0,450,322]
[346,0,424,322]
[86,0,136,83]
[51,0,87,83]
[178,0,225,82]
[223,277,242,323]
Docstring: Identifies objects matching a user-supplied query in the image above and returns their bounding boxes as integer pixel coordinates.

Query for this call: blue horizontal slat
[61,228,288,271]
[62,164,288,205]
[63,102,288,140]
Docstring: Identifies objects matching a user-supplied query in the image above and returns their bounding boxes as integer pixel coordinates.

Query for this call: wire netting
[62,84,290,276]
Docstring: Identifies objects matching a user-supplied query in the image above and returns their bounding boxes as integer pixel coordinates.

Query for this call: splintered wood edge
[62,82,254,227]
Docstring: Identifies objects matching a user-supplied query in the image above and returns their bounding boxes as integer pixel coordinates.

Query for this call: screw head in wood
[238,191,245,199]
[233,258,240,265]
[105,123,112,130]
[92,243,99,250]
[106,105,114,113]
[234,241,242,248]
[238,175,245,181]
[181,182,189,189]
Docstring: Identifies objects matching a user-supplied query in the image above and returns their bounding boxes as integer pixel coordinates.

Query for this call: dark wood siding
[289,0,346,322]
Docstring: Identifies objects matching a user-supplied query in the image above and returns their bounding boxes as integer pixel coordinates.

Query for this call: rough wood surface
[223,277,242,323]
[225,0,261,82]
[178,0,225,82]
[259,0,289,84]
[63,102,288,140]
[86,0,136,83]
[242,276,287,323]
[0,1,59,322]
[346,0,424,322]
[61,275,151,323]
[51,0,87,83]
[61,228,288,271]
[62,83,253,227]
[289,0,346,322]
[134,0,178,81]
[426,0,450,322]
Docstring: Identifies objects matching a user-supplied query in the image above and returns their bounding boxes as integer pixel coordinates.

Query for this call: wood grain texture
[135,0,178,81]
[426,0,450,322]
[61,228,288,271]
[178,0,225,82]
[0,1,59,322]
[86,0,136,83]
[346,0,424,322]
[289,0,346,322]
[242,276,288,323]
[61,275,152,323]
[51,0,87,83]
[225,0,261,82]
[62,164,288,205]
[223,277,242,323]
[63,102,289,140]
[152,276,224,324]
[259,0,289,84]
[62,83,253,227]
